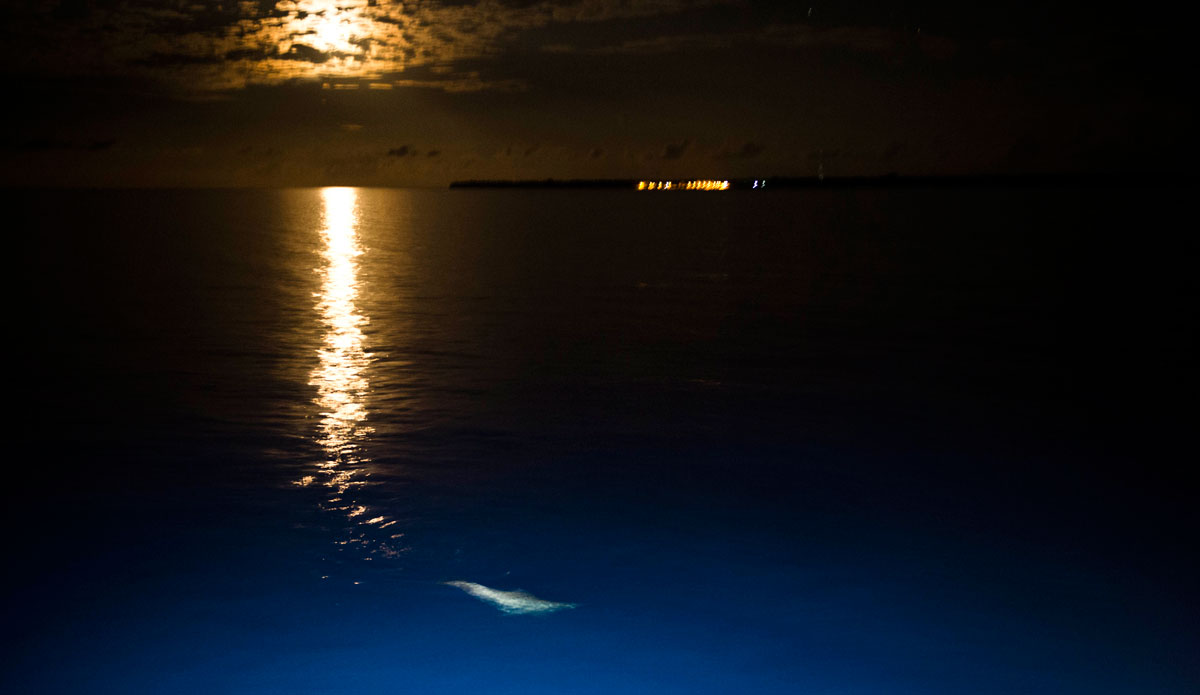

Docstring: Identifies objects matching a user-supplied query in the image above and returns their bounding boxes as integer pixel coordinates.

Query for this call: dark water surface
[7,186,1196,693]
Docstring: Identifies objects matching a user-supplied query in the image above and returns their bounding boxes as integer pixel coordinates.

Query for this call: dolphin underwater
[444,581,577,615]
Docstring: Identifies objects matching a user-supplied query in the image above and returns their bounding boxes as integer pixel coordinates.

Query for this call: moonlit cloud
[2,0,1186,187]
[2,0,734,92]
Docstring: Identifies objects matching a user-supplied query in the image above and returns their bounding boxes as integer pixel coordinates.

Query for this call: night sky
[3,4,1198,692]
[2,0,1194,187]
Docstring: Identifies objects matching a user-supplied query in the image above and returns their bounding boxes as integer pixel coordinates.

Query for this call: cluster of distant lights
[639,180,729,191]
[637,179,769,191]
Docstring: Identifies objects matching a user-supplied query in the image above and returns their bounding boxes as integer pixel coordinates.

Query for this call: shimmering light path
[303,188,404,559]
[311,187,372,485]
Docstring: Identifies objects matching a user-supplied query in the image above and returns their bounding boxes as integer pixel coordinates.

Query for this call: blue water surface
[6,186,1196,693]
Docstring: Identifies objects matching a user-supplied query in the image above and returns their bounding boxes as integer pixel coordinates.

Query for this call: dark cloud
[237,145,281,156]
[390,72,527,93]
[661,140,690,160]
[715,142,764,159]
[538,22,954,58]
[807,149,843,161]
[387,145,417,157]
[3,137,117,152]
[285,44,332,64]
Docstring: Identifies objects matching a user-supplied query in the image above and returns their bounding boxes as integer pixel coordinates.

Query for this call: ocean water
[5,186,1196,693]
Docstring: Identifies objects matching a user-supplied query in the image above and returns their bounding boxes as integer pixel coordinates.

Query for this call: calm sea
[6,186,1196,693]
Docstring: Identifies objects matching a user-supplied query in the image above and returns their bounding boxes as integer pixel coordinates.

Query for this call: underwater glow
[444,581,578,615]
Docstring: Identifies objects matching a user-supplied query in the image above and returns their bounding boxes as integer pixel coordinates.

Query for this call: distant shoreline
[449,174,1190,190]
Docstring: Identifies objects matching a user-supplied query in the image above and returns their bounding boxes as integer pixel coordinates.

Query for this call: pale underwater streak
[445,581,577,615]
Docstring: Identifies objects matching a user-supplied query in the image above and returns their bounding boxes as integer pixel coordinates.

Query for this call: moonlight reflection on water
[303,187,405,556]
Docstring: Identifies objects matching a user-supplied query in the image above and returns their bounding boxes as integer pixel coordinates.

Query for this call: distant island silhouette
[449,173,1174,189]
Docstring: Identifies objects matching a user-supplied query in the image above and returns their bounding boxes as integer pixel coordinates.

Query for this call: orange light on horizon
[636,179,731,191]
